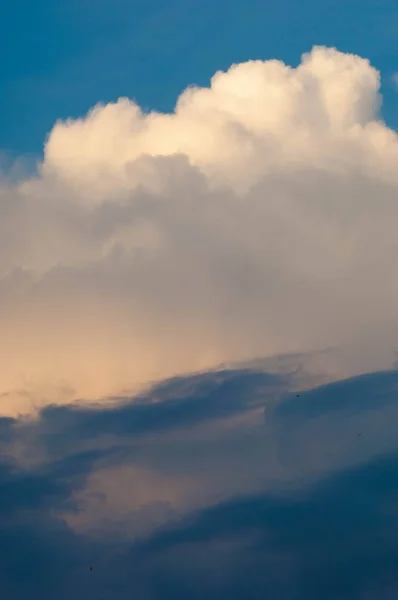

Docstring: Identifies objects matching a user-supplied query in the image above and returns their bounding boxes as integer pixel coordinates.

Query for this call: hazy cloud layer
[2,46,398,414]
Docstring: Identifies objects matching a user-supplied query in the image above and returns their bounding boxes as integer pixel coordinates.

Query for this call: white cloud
[2,46,398,416]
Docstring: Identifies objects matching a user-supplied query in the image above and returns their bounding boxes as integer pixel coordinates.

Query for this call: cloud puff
[2,46,398,415]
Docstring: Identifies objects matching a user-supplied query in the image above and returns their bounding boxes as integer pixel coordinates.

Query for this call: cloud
[3,367,398,598]
[127,452,398,600]
[6,366,398,540]
[2,45,398,415]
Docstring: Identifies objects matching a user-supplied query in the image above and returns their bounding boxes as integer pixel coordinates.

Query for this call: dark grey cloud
[2,364,398,598]
[38,368,285,441]
[125,451,398,600]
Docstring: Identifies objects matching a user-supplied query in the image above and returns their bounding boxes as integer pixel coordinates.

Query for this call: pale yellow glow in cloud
[2,46,398,416]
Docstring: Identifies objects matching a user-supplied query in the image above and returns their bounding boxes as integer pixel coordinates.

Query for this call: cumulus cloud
[2,45,398,415]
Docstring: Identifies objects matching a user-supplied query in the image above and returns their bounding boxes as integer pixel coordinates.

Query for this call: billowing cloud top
[2,46,398,415]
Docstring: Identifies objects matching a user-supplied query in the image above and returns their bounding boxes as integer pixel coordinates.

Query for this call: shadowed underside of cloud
[128,453,398,600]
[2,46,398,414]
[2,367,398,598]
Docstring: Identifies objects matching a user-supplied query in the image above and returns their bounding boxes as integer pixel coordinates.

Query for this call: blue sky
[1,0,398,158]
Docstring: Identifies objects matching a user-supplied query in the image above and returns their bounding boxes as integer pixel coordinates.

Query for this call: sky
[2,0,398,160]
[3,0,398,597]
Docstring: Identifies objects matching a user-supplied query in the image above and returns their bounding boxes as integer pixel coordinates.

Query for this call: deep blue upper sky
[1,0,398,159]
